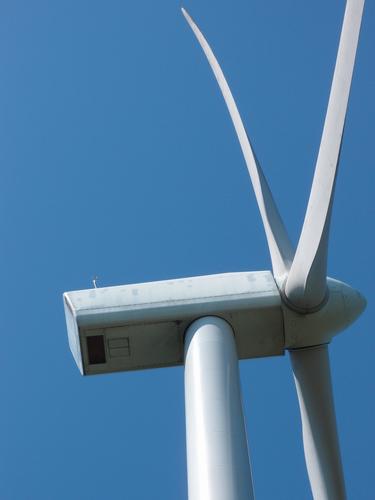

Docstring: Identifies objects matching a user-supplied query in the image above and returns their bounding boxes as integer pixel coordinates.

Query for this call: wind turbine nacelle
[63,271,284,375]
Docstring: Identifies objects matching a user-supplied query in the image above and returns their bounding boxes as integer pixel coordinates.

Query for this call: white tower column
[184,316,255,500]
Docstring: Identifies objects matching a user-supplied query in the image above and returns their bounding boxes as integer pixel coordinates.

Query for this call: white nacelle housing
[63,271,284,375]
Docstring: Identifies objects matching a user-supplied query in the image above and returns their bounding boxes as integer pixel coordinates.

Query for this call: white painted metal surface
[182,5,366,496]
[64,271,279,328]
[285,0,365,311]
[182,8,294,279]
[64,271,284,375]
[63,3,367,498]
[184,317,254,500]
[290,345,346,500]
[64,270,365,375]
[283,277,366,349]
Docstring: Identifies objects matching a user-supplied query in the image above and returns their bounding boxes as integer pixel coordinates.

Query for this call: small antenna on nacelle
[92,276,99,289]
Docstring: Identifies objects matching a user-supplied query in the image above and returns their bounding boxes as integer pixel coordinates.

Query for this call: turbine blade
[182,7,294,278]
[285,0,365,311]
[290,345,346,500]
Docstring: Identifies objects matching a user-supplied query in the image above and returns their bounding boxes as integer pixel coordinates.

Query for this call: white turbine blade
[285,0,365,311]
[290,345,346,500]
[182,7,294,278]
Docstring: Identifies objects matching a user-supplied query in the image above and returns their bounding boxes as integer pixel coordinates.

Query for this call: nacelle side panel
[63,271,284,375]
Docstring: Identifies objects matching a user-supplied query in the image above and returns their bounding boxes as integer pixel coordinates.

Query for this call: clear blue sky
[0,1,373,499]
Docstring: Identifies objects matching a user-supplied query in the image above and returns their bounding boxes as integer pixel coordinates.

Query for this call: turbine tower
[63,2,366,498]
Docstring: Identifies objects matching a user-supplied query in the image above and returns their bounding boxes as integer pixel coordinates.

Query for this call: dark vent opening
[87,335,106,364]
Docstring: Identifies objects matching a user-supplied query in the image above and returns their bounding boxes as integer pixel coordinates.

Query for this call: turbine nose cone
[343,287,367,325]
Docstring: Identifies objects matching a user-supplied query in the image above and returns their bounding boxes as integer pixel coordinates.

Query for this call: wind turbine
[63,1,366,499]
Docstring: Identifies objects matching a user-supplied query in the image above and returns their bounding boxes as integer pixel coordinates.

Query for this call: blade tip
[181,6,192,23]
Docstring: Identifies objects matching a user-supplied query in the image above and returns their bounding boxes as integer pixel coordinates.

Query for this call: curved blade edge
[285,0,365,311]
[290,345,346,500]
[181,7,294,278]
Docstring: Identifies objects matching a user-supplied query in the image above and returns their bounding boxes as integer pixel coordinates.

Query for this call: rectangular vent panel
[108,337,130,358]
